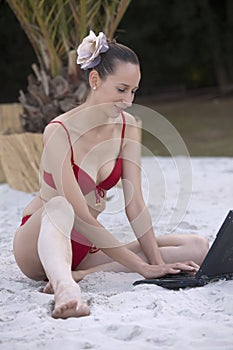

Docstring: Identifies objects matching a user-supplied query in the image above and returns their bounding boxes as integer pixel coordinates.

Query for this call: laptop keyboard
[161,273,196,280]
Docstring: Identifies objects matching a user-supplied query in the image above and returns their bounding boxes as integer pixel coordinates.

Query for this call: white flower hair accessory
[77,30,109,70]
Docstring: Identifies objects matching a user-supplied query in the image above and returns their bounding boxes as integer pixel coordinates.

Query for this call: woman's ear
[89,70,101,90]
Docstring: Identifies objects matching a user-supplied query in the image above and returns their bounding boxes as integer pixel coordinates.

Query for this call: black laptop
[133,210,233,290]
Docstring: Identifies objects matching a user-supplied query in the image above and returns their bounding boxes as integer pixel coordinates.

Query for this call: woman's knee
[42,196,75,233]
[43,196,74,216]
[191,235,209,264]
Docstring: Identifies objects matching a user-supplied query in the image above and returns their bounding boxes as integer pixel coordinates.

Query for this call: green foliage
[0,2,37,102]
[118,0,233,91]
[2,0,233,101]
[7,0,131,77]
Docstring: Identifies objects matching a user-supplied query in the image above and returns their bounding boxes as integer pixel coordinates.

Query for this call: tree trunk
[199,0,229,90]
[226,0,233,82]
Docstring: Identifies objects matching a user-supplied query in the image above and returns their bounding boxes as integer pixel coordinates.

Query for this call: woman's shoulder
[43,106,82,142]
[123,111,142,132]
[123,111,138,126]
[122,111,141,143]
[42,117,69,145]
[43,120,60,144]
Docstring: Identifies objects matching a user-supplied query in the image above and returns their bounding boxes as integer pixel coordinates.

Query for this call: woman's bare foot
[72,269,86,282]
[43,270,87,295]
[52,281,90,319]
[43,269,85,294]
[43,281,54,294]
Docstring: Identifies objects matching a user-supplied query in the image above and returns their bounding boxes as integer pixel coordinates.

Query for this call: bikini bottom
[20,215,99,270]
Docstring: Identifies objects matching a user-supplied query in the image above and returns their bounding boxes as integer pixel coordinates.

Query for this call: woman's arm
[128,203,165,265]
[42,121,197,278]
[41,123,157,273]
[42,123,120,248]
[121,113,165,265]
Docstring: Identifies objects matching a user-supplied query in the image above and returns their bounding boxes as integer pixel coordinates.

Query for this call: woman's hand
[141,260,199,279]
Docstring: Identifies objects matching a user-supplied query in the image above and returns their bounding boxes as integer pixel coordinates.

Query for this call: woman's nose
[123,93,133,107]
[124,100,132,107]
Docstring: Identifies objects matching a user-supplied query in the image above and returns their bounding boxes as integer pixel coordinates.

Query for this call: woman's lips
[114,105,123,114]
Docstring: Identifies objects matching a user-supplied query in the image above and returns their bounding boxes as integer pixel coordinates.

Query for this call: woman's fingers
[185,260,200,269]
[167,268,181,274]
[143,260,200,279]
[165,261,199,276]
[169,262,199,271]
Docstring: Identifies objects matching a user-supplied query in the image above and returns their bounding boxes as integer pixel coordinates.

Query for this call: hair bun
[76,30,109,70]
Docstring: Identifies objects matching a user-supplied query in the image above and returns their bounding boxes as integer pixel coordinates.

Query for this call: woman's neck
[67,100,120,136]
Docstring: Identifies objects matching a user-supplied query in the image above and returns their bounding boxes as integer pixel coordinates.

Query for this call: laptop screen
[196,210,233,279]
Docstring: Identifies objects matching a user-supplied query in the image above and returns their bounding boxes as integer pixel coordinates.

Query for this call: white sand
[1,157,233,350]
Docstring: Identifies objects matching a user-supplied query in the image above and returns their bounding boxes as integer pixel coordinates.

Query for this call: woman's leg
[14,208,47,281]
[157,233,209,265]
[14,196,89,319]
[72,233,209,281]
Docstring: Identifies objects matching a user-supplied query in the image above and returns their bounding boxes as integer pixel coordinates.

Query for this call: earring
[92,86,97,90]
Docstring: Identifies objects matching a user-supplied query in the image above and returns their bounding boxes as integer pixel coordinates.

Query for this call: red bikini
[43,112,126,205]
[20,113,126,270]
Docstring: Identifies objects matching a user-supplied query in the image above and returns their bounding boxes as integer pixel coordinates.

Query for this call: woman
[13,31,209,319]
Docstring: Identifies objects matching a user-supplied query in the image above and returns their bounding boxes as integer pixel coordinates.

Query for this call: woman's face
[90,61,141,116]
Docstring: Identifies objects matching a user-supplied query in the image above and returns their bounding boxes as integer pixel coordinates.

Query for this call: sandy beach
[1,156,233,350]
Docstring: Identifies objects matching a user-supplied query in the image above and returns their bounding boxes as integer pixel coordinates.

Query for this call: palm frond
[6,0,132,133]
[7,0,132,77]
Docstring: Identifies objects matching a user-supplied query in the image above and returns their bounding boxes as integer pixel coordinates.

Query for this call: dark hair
[84,41,140,83]
[93,41,140,80]
[80,40,139,101]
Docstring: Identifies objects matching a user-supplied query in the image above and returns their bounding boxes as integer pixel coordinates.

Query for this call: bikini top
[43,112,126,205]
